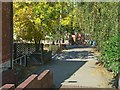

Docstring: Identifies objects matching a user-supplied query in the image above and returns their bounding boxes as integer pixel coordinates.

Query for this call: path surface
[36,46,113,88]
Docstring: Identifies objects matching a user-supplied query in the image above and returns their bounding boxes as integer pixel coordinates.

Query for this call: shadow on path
[36,60,87,88]
[34,49,88,88]
[33,45,100,88]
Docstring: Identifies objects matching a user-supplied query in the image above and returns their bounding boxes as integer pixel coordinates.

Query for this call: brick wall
[0,2,2,65]
[16,70,53,89]
[1,70,53,89]
[37,70,53,88]
[0,70,53,90]
[0,84,15,90]
[2,69,18,86]
[2,2,11,63]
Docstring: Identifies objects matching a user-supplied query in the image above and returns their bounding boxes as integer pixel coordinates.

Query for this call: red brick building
[0,2,12,71]
[0,2,16,86]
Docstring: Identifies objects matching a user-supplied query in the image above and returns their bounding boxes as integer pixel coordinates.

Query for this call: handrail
[13,55,27,67]
[14,55,26,61]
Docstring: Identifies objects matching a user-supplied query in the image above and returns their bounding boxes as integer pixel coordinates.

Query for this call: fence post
[41,43,44,52]
[23,43,25,55]
[26,55,27,66]
[20,57,22,65]
[14,43,17,59]
[24,55,27,67]
[28,43,30,55]
[41,43,44,64]
[24,55,26,67]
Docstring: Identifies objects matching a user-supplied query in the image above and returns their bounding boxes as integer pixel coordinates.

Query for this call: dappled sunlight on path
[35,46,113,88]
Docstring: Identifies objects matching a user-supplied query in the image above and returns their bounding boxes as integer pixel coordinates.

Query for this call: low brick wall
[2,69,18,86]
[16,74,38,89]
[16,70,53,89]
[38,70,53,88]
[1,70,53,89]
[0,84,15,90]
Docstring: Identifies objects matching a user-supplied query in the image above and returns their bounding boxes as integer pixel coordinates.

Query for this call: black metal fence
[14,43,42,59]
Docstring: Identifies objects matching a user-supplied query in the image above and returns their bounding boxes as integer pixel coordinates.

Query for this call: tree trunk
[35,40,40,52]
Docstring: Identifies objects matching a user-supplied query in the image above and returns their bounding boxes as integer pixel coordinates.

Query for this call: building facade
[0,2,12,72]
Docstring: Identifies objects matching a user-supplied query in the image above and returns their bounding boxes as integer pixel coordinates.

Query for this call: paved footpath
[36,46,113,88]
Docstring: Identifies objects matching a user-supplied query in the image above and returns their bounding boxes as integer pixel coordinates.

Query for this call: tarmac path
[36,46,113,88]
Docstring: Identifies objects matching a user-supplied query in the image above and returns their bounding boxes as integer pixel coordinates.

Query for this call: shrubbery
[100,35,119,76]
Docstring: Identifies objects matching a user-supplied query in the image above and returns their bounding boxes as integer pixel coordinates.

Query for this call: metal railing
[13,55,27,67]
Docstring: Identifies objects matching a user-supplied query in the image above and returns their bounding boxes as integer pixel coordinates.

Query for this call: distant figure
[56,40,58,43]
[80,33,85,45]
[71,32,76,43]
[62,38,64,43]
[52,41,55,45]
[84,33,89,46]
[76,33,81,45]
[90,40,96,47]
[71,37,74,45]
[69,35,74,45]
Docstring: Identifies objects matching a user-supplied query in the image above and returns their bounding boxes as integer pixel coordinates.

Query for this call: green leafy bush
[100,35,119,76]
